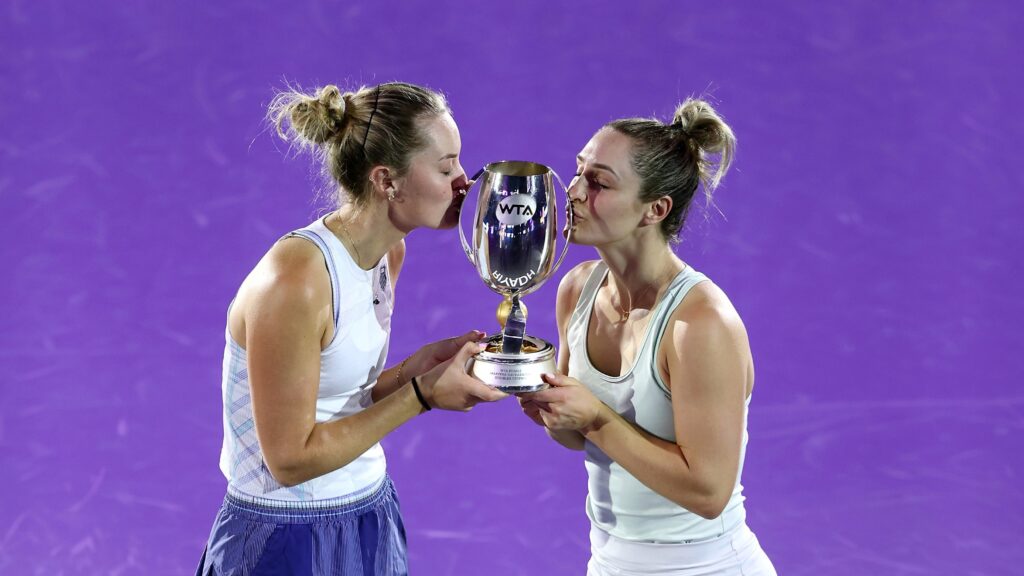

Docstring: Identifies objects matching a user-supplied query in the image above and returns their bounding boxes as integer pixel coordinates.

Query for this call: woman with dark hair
[197,82,505,576]
[520,99,776,575]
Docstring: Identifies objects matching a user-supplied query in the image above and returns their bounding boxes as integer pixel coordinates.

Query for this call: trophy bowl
[458,160,573,393]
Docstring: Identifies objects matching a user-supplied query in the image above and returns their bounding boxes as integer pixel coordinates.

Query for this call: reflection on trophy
[458,161,574,393]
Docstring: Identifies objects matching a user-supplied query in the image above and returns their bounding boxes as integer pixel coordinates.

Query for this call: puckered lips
[441,186,469,228]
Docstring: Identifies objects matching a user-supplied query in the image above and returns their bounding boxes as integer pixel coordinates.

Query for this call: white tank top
[218,216,393,503]
[567,261,750,542]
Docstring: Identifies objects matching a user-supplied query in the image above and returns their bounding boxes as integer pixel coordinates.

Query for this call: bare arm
[519,262,593,451]
[243,240,424,486]
[580,297,750,518]
[245,239,501,487]
[370,240,490,403]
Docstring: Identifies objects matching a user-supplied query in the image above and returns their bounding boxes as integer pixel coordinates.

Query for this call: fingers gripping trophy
[458,161,574,393]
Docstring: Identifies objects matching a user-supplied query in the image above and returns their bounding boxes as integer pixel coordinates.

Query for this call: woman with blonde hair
[196,81,505,576]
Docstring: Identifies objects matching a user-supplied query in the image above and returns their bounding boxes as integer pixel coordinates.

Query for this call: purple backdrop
[2,1,1022,574]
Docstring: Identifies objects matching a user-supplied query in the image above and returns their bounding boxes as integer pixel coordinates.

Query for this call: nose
[567,174,588,203]
[452,163,469,191]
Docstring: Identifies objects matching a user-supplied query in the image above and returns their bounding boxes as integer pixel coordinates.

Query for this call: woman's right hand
[418,341,507,411]
[518,396,549,427]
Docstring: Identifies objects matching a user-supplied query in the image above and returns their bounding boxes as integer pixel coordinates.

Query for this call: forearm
[546,427,586,451]
[371,357,417,402]
[272,383,424,486]
[583,408,726,518]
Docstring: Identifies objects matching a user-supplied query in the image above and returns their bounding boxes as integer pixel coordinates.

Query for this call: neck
[596,230,684,307]
[327,200,405,270]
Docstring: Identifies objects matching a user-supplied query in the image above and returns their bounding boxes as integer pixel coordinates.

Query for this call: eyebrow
[438,153,458,161]
[576,155,619,178]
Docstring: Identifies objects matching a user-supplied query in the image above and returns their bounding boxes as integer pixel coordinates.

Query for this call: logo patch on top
[495,194,537,226]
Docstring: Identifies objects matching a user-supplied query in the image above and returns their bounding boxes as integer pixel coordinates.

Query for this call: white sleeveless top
[218,216,393,503]
[567,261,750,542]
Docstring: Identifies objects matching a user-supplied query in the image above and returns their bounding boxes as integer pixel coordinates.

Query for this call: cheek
[407,173,444,202]
[590,192,614,215]
[433,176,451,202]
[422,174,450,208]
[591,194,634,224]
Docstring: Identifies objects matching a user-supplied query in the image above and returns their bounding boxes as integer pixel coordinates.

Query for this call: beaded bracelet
[395,357,408,391]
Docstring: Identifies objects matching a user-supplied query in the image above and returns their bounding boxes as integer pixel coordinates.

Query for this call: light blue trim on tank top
[222,220,344,352]
[577,261,709,396]
[286,226,343,346]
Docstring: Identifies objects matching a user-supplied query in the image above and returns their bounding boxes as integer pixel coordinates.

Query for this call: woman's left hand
[522,373,607,433]
[408,330,487,377]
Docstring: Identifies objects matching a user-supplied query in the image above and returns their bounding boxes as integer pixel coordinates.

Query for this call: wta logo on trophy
[495,194,537,226]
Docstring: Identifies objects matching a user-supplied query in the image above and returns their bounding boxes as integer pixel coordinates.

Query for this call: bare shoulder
[240,236,332,317]
[554,260,600,331]
[658,279,753,400]
[665,280,750,359]
[268,235,330,287]
[556,260,601,306]
[671,278,745,340]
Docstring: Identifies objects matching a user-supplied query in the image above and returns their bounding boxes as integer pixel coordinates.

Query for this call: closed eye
[583,172,608,189]
[574,171,608,193]
[441,158,458,177]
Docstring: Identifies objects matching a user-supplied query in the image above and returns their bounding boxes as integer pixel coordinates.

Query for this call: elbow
[678,485,731,520]
[264,455,309,488]
[690,491,731,520]
[267,464,303,488]
[691,499,729,520]
[273,471,305,488]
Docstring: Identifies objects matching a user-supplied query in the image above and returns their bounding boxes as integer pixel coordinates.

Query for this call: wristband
[411,376,431,412]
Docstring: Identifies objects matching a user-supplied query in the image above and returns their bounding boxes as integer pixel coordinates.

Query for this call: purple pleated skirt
[196,476,407,576]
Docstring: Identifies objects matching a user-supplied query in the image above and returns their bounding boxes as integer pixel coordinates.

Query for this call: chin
[565,226,591,246]
[436,205,461,229]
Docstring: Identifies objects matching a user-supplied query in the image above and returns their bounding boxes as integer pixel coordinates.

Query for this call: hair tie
[671,121,691,140]
[411,376,431,411]
[361,85,382,156]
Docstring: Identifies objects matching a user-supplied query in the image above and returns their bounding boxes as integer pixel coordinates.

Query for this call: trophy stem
[496,295,528,329]
[500,296,527,355]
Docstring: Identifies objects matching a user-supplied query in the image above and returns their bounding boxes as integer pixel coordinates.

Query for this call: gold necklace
[335,212,363,268]
[611,282,647,322]
[611,263,687,322]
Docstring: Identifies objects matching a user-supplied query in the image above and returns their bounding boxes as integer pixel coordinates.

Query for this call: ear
[368,166,398,200]
[641,196,673,227]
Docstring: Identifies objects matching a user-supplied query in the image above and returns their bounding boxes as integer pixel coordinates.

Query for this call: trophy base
[466,334,555,394]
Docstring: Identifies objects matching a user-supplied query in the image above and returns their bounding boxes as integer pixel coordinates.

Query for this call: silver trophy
[458,160,574,393]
